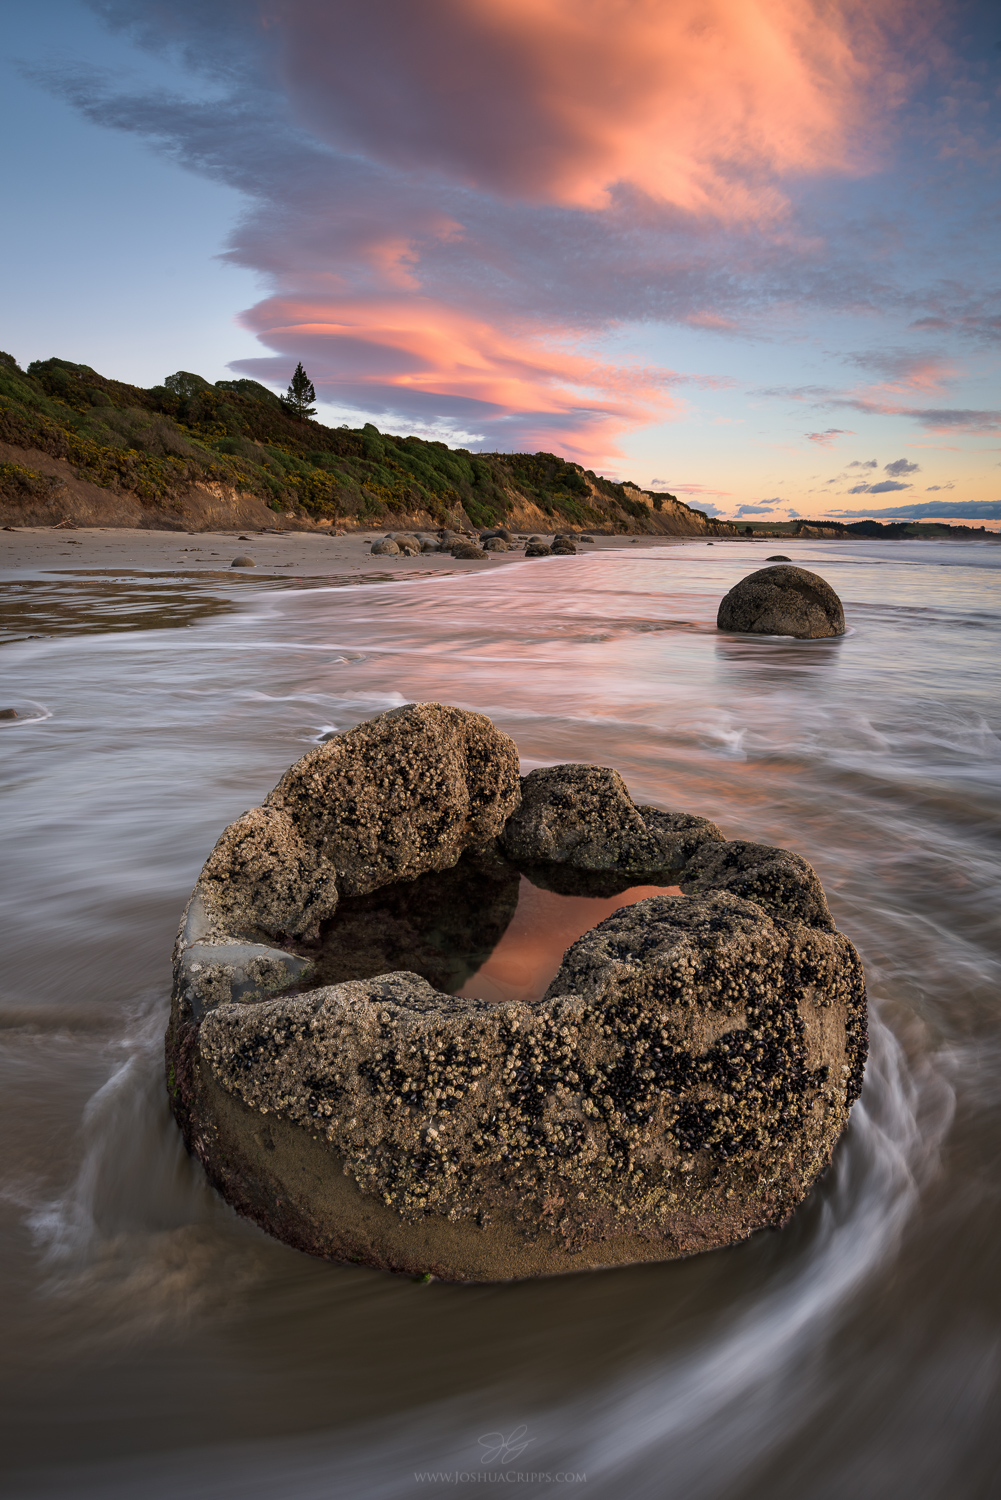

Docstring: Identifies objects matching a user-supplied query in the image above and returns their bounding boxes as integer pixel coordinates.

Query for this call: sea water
[0,539,998,1498]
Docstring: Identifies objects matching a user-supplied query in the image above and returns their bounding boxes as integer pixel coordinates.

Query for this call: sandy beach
[0,524,709,580]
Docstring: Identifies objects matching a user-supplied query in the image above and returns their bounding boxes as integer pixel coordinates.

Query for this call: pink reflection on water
[457,877,682,1005]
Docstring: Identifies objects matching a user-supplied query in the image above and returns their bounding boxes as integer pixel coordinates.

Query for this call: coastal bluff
[167,704,867,1281]
[0,352,732,537]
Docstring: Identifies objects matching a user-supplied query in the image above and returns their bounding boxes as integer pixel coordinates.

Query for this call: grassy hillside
[0,352,731,535]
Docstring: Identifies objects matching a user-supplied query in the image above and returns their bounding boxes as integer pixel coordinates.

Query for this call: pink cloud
[650,480,732,497]
[237,289,685,461]
[845,347,959,395]
[48,0,964,468]
[806,428,853,445]
[276,0,911,220]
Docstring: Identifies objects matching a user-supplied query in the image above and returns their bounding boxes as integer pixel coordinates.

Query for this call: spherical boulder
[717,565,845,639]
[167,706,867,1282]
[387,534,420,556]
[370,538,400,556]
[451,541,488,560]
[231,555,256,567]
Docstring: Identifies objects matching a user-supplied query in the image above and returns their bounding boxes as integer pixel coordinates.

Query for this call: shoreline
[0,525,711,581]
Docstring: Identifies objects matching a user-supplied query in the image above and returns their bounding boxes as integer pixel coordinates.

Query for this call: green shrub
[164,371,212,399]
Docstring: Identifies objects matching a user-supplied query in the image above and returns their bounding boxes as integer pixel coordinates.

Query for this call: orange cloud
[277,0,917,220]
[241,291,683,461]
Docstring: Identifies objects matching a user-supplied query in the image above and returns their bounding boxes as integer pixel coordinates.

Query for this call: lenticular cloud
[276,0,904,217]
[57,0,939,459]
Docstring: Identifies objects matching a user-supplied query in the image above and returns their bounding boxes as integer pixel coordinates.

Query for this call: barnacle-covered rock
[167,706,866,1282]
[180,702,521,949]
[680,839,835,932]
[174,893,865,1280]
[500,764,723,893]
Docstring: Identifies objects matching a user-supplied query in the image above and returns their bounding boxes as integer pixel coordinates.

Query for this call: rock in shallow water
[167,704,867,1281]
[501,764,723,894]
[188,703,520,944]
[717,565,845,639]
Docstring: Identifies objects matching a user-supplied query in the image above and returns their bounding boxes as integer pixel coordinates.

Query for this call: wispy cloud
[847,479,912,494]
[844,347,957,394]
[28,0,961,464]
[884,457,920,477]
[806,428,852,446]
[651,480,732,497]
[763,384,1001,436]
[827,499,1001,520]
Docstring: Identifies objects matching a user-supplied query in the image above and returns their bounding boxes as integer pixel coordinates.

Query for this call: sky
[2,0,999,525]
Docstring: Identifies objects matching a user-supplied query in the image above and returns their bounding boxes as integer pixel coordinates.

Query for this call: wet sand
[0,525,702,580]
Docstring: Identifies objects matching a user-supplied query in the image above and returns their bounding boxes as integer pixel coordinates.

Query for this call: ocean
[1,538,998,1498]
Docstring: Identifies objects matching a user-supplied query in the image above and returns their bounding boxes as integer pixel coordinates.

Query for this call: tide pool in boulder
[169,704,865,1281]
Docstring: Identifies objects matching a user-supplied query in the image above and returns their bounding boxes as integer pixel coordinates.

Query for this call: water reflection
[288,850,521,994]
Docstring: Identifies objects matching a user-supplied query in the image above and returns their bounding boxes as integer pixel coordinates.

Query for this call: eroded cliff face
[0,443,728,535]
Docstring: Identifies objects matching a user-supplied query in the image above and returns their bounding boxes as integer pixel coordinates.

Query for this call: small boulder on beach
[717,565,845,639]
[451,541,488,560]
[231,555,256,567]
[370,538,400,556]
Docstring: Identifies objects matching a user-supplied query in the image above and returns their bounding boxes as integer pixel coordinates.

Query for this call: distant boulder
[717,565,845,639]
[370,538,400,556]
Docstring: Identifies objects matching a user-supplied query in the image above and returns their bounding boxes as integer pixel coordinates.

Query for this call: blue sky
[2,1,999,525]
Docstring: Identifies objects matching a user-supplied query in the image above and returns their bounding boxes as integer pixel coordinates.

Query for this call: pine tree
[282,361,317,419]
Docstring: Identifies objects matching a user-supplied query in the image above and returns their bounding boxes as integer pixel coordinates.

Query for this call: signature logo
[478,1425,535,1465]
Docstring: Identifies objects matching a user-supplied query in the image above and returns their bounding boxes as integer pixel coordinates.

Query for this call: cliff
[0,352,733,537]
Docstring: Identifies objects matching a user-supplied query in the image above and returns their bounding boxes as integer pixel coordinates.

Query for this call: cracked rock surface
[167,704,866,1282]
